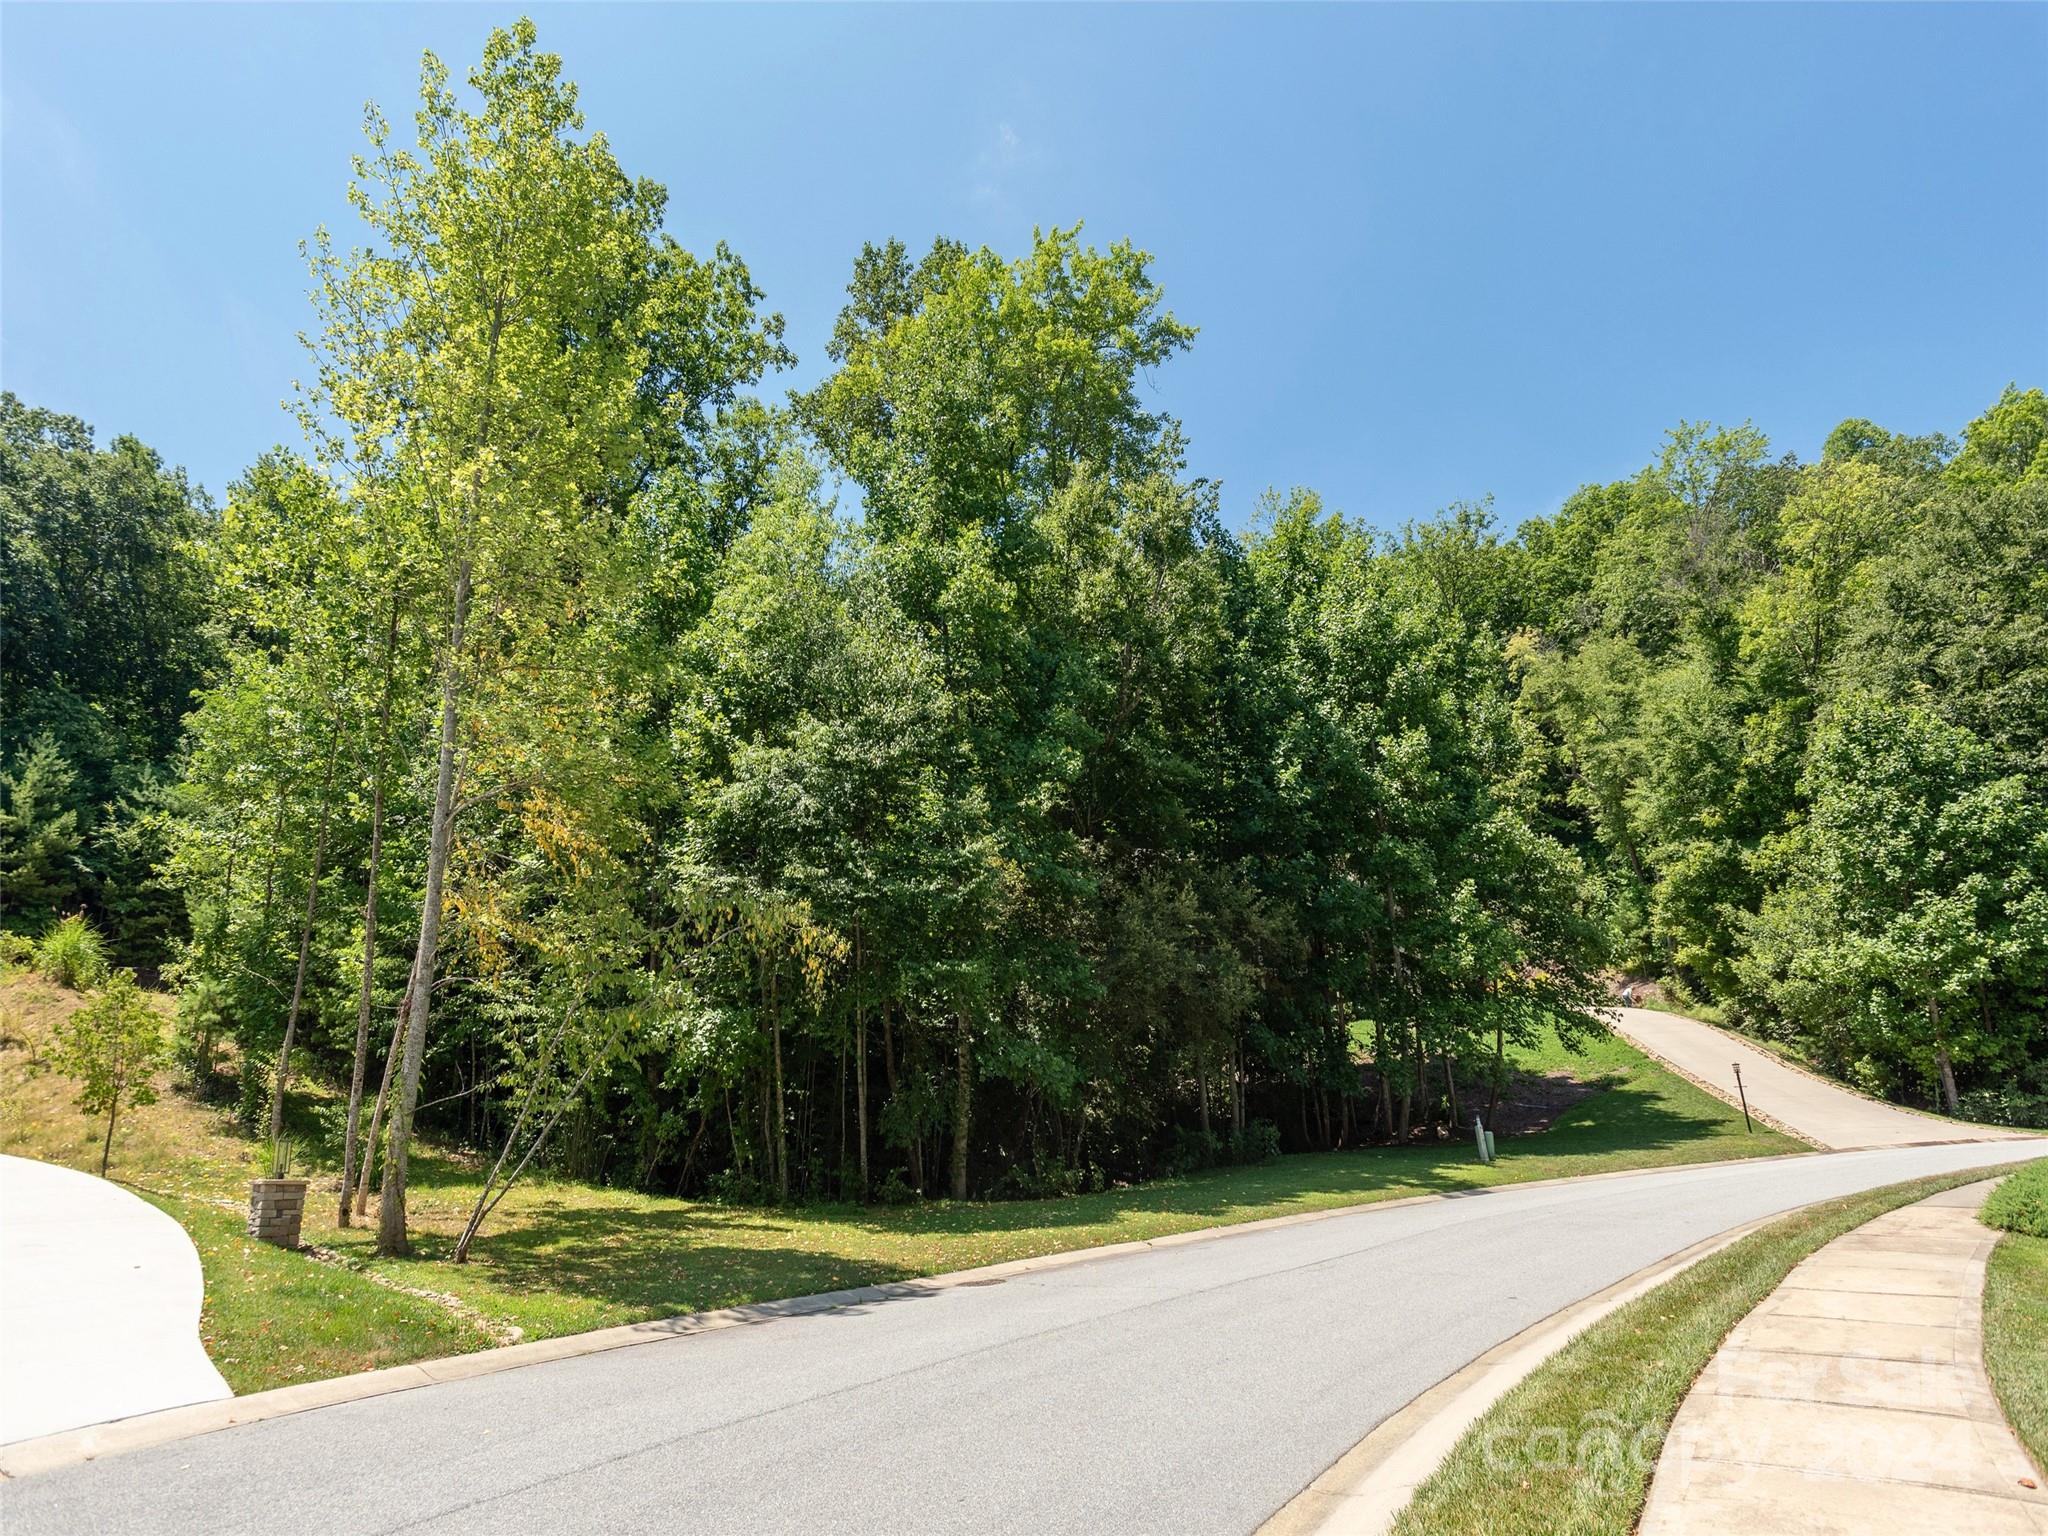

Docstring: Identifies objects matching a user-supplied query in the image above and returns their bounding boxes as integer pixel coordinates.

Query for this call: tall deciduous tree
[1745,700,2048,1112]
[297,21,783,1253]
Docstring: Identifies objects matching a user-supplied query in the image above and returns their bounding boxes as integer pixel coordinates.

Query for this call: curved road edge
[0,1145,1823,1481]
[1256,1210,1779,1536]
[1261,1155,2048,1536]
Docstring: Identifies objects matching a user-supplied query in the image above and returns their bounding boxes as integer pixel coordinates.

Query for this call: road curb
[0,1147,1835,1481]
[1257,1155,2044,1536]
[1256,1212,1784,1536]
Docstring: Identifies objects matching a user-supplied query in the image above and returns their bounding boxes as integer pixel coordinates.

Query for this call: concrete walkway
[1639,1179,2048,1536]
[0,1155,230,1445]
[1608,1005,2031,1150]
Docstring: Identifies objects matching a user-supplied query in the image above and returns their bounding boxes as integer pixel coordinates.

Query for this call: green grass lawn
[316,1019,1801,1344]
[150,1193,494,1394]
[1981,1159,2048,1477]
[1389,1163,2034,1536]
[1985,1233,2048,1480]
[2,972,1800,1388]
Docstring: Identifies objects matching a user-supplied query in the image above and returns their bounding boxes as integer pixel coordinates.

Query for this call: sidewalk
[1638,1178,2048,1535]
[0,1155,230,1445]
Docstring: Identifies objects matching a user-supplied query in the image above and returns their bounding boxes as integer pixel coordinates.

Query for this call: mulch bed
[1487,1068,1606,1135]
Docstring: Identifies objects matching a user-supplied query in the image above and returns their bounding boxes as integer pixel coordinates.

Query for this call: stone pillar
[247,1178,309,1248]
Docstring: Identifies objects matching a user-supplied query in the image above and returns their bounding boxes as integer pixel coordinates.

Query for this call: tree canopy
[4,22,2041,1255]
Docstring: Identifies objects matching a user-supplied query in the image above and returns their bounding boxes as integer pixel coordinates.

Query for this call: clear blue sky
[4,3,2044,530]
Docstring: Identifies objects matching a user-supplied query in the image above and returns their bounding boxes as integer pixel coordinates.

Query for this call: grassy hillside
[1,972,1800,1391]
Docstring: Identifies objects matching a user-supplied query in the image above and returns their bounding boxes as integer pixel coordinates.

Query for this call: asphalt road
[7,1140,2044,1536]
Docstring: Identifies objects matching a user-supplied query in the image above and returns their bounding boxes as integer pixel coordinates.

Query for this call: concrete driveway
[0,1155,229,1445]
[1606,1007,2030,1150]
[5,1140,2044,1536]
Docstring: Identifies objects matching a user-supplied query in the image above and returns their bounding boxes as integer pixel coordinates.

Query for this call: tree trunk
[1486,1020,1504,1127]
[770,965,788,1203]
[355,980,409,1216]
[341,605,399,1227]
[454,1034,551,1264]
[1395,1029,1414,1141]
[1372,1024,1391,1139]
[452,1016,605,1263]
[1932,998,1959,1116]
[268,732,339,1143]
[1197,1048,1212,1140]
[100,1097,117,1178]
[949,1019,971,1200]
[260,786,285,936]
[887,1005,921,1191]
[729,1089,745,1187]
[1412,1025,1429,1137]
[1231,1039,1245,1139]
[675,1104,710,1196]
[855,967,869,1200]
[1936,1046,1959,1117]
[1444,1053,1461,1129]
[379,560,470,1257]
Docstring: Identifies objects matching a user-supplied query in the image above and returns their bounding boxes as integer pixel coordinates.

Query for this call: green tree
[0,735,85,930]
[44,969,171,1176]
[799,227,1198,1196]
[1841,475,2048,785]
[0,395,215,962]
[1746,700,2048,1111]
[295,21,783,1253]
[1948,385,2048,486]
[0,394,217,770]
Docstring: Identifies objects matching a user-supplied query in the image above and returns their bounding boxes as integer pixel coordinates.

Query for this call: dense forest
[3,23,2043,1257]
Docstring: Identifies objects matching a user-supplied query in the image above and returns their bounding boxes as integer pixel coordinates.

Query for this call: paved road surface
[1606,1006,2025,1150]
[7,1140,2043,1536]
[0,1155,228,1444]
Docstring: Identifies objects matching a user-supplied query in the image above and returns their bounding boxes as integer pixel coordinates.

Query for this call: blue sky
[4,3,2044,530]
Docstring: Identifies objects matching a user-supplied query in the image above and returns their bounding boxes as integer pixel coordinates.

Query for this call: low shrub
[235,1057,271,1133]
[1229,1119,1282,1166]
[988,1156,1082,1200]
[1163,1125,1222,1176]
[34,913,109,991]
[1957,1087,2048,1130]
[704,1167,769,1205]
[1982,1161,2048,1239]
[873,1169,920,1206]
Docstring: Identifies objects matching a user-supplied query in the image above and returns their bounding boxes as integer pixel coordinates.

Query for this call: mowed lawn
[0,973,1802,1388]
[1982,1160,2048,1476]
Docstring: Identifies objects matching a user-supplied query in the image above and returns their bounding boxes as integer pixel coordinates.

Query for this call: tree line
[3,22,2042,1258]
